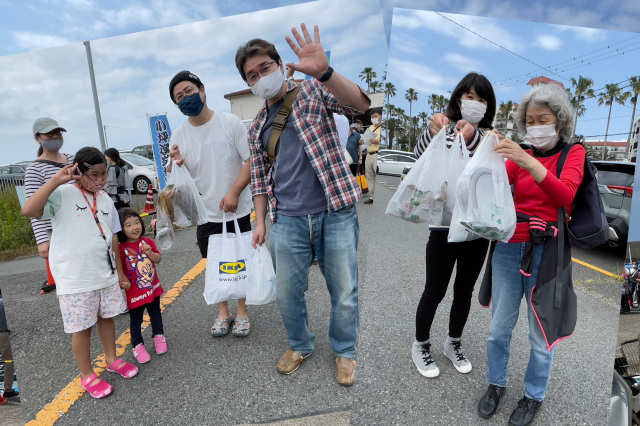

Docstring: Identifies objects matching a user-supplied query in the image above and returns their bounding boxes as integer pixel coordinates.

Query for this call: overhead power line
[434,12,570,83]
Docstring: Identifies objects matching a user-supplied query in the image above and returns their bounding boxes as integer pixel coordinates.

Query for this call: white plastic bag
[162,162,208,228]
[386,128,469,225]
[448,131,516,242]
[203,213,254,304]
[246,245,276,305]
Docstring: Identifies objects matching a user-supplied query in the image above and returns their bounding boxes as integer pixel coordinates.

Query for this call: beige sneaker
[335,356,356,386]
[277,349,312,375]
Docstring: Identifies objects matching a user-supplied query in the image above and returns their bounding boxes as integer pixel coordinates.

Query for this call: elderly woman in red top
[476,84,585,426]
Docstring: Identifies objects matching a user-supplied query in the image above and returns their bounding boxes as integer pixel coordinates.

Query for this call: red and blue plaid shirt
[248,78,368,222]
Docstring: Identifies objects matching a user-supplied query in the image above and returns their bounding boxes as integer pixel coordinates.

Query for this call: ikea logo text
[219,261,246,274]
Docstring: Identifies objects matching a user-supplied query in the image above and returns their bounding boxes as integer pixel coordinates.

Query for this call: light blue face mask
[178,92,204,117]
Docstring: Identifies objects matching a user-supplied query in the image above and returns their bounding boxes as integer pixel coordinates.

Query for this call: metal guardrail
[0,176,25,194]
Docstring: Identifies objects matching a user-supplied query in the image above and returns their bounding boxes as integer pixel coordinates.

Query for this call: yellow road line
[27,259,207,426]
[572,257,620,279]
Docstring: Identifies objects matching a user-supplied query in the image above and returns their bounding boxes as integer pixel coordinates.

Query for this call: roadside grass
[0,187,36,261]
[0,189,154,262]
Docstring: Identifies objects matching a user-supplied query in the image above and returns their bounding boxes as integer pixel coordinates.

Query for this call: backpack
[557,143,609,248]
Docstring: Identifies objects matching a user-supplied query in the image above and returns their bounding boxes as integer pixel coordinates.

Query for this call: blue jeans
[486,241,554,402]
[269,204,359,358]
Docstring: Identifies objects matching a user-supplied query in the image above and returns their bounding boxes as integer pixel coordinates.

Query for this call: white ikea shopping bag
[203,213,254,304]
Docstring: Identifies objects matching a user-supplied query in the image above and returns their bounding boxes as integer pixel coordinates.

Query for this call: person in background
[0,289,18,400]
[104,148,131,210]
[625,260,639,308]
[363,109,382,204]
[24,117,75,295]
[346,123,362,176]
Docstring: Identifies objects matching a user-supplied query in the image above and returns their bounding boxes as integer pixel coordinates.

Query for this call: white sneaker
[444,336,472,373]
[412,340,439,378]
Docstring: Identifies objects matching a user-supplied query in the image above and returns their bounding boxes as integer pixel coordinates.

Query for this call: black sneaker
[3,389,19,398]
[477,384,506,418]
[509,396,543,426]
[40,281,56,294]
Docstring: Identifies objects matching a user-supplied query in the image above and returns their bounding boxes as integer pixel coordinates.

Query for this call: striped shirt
[248,78,368,223]
[24,154,75,245]
[414,124,485,158]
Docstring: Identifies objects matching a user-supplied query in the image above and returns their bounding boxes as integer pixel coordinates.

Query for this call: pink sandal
[81,373,113,399]
[105,358,138,379]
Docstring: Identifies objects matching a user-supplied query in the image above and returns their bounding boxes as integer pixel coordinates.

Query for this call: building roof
[526,76,565,89]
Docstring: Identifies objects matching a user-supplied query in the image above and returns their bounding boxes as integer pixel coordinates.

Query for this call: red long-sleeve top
[507,144,585,242]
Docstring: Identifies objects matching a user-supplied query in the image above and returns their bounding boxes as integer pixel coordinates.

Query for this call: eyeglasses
[39,129,63,138]
[174,86,199,104]
[246,61,277,86]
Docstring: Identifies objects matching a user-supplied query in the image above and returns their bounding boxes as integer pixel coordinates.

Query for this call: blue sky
[0,0,386,164]
[386,9,640,143]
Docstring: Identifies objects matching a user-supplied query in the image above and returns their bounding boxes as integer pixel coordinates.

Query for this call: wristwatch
[318,66,334,83]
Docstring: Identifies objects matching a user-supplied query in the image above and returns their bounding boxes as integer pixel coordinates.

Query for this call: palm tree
[417,111,429,129]
[384,82,397,148]
[427,94,439,116]
[405,88,419,143]
[359,67,377,92]
[598,83,630,159]
[625,76,640,157]
[370,80,382,93]
[437,95,448,113]
[569,76,595,137]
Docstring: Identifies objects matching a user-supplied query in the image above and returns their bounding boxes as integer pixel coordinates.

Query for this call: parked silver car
[120,153,158,194]
[592,160,635,246]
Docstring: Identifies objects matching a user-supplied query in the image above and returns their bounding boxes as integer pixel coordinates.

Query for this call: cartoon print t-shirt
[119,237,164,309]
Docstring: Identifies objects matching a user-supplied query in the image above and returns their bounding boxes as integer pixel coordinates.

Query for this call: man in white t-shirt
[167,70,253,338]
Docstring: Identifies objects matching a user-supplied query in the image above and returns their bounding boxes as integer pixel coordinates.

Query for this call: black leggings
[415,231,489,342]
[129,296,164,348]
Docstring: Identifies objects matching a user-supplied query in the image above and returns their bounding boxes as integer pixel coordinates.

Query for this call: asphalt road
[0,175,625,425]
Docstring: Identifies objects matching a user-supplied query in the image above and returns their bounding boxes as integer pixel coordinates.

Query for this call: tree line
[360,67,640,160]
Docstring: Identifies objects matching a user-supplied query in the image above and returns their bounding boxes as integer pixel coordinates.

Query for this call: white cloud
[387,56,457,98]
[10,32,72,50]
[536,34,562,50]
[444,53,486,73]
[393,9,525,52]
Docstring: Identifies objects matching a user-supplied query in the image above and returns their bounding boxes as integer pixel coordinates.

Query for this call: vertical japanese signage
[149,114,172,190]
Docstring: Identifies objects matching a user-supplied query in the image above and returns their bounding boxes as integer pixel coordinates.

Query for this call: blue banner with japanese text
[149,114,172,190]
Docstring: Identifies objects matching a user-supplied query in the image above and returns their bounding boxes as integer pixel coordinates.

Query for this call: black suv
[131,144,154,160]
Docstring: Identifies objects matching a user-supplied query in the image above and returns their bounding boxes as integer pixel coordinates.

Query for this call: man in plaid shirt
[236,24,370,386]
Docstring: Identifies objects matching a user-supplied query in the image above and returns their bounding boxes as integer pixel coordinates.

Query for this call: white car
[377,152,417,176]
[120,153,158,193]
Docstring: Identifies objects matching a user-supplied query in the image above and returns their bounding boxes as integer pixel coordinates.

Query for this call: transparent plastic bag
[246,244,276,305]
[386,128,469,225]
[155,203,174,250]
[448,131,516,242]
[159,162,209,228]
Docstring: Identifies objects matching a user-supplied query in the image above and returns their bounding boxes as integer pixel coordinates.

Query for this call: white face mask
[525,124,558,150]
[371,117,380,125]
[250,67,285,100]
[460,100,487,124]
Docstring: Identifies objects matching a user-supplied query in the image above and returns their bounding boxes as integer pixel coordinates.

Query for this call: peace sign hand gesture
[285,23,328,80]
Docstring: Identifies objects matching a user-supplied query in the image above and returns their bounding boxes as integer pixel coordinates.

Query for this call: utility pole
[83,41,106,152]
